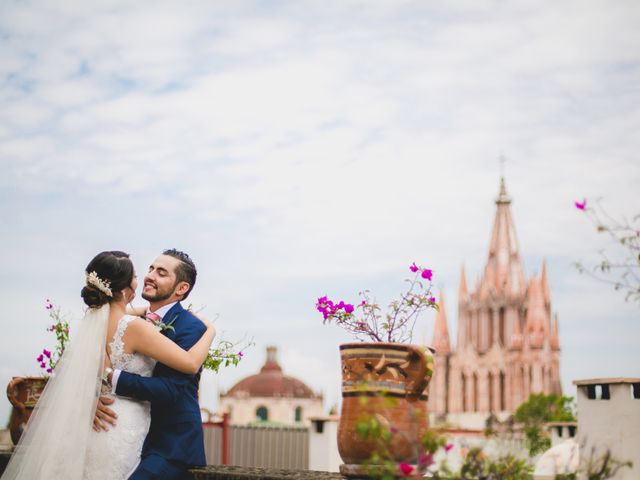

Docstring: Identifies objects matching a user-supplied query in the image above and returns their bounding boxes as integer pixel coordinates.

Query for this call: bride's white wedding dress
[84,315,157,480]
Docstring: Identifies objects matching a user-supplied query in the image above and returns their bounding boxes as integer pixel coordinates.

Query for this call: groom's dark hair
[163,248,197,300]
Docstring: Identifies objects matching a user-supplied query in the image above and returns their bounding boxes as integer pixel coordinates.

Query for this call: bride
[1,251,216,479]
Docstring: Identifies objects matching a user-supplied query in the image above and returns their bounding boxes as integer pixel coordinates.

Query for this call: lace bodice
[84,315,156,480]
[109,315,157,376]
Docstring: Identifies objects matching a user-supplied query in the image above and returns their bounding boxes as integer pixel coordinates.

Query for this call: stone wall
[0,451,344,479]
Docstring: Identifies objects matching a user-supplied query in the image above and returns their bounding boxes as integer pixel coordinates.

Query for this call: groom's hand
[93,396,117,432]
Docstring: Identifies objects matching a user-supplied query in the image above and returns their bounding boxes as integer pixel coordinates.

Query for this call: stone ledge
[191,465,344,479]
[0,451,344,479]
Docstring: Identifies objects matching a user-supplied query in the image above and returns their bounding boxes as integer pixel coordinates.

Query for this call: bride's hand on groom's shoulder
[190,310,216,337]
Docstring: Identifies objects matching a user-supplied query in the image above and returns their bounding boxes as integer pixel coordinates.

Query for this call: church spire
[540,259,551,306]
[459,264,468,300]
[525,277,547,348]
[483,177,526,297]
[550,314,561,351]
[432,290,451,354]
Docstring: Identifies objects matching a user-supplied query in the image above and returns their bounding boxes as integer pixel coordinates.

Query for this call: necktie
[145,311,161,324]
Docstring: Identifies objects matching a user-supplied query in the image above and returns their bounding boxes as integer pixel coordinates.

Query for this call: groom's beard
[141,282,175,303]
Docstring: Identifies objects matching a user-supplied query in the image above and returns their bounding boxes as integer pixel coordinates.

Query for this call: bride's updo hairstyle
[81,251,134,308]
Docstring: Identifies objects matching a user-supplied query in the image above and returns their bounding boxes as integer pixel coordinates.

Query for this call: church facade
[429,179,562,425]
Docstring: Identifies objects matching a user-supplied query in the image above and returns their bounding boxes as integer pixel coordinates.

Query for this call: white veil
[2,303,109,480]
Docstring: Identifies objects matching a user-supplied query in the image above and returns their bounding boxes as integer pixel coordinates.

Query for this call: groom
[95,248,207,479]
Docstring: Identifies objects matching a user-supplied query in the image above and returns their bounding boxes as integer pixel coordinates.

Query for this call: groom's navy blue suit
[116,302,207,480]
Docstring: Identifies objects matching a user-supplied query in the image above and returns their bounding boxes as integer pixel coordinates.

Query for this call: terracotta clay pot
[6,376,48,444]
[338,343,434,477]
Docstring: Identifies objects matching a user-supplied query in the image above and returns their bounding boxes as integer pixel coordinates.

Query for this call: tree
[574,198,640,303]
[514,393,576,456]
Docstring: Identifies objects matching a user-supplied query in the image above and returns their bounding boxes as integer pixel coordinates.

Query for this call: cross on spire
[499,153,507,179]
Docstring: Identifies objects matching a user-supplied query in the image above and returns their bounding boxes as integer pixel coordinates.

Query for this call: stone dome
[223,346,321,399]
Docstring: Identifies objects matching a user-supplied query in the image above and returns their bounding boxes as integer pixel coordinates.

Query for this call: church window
[256,406,269,421]
[633,383,640,399]
[488,373,494,412]
[473,373,479,412]
[462,374,467,411]
[498,307,505,345]
[295,406,303,422]
[499,371,506,411]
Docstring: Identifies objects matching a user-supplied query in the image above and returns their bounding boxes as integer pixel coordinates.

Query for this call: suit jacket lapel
[160,302,182,341]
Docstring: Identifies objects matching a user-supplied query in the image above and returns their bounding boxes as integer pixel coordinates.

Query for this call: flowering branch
[203,336,254,373]
[37,299,70,376]
[574,198,640,303]
[316,263,438,343]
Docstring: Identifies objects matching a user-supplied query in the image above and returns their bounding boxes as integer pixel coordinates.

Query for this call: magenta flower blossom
[418,453,434,466]
[445,443,454,453]
[43,349,52,358]
[46,368,52,374]
[40,362,46,369]
[575,199,587,210]
[238,351,244,358]
[316,263,438,343]
[398,463,414,476]
[37,354,44,363]
[45,299,53,310]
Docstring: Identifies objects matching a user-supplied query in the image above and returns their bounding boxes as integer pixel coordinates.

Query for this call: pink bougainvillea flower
[40,362,46,369]
[37,354,44,363]
[43,349,51,358]
[445,443,454,453]
[421,269,433,281]
[419,453,434,466]
[317,296,328,305]
[575,199,587,210]
[344,304,354,314]
[360,300,366,306]
[46,368,52,374]
[429,296,436,303]
[398,463,414,476]
[238,351,244,358]
[410,262,419,273]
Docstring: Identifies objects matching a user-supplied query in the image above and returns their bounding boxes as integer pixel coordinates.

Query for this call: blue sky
[1,0,639,423]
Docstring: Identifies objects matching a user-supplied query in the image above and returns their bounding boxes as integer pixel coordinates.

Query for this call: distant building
[573,377,640,480]
[429,179,562,427]
[219,346,324,425]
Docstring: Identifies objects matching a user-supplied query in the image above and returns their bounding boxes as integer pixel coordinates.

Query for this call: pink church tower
[429,178,562,426]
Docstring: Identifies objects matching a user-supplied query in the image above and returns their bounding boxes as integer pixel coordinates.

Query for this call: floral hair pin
[85,271,113,297]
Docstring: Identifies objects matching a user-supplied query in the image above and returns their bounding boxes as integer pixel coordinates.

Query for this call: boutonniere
[145,313,177,333]
[156,314,177,333]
